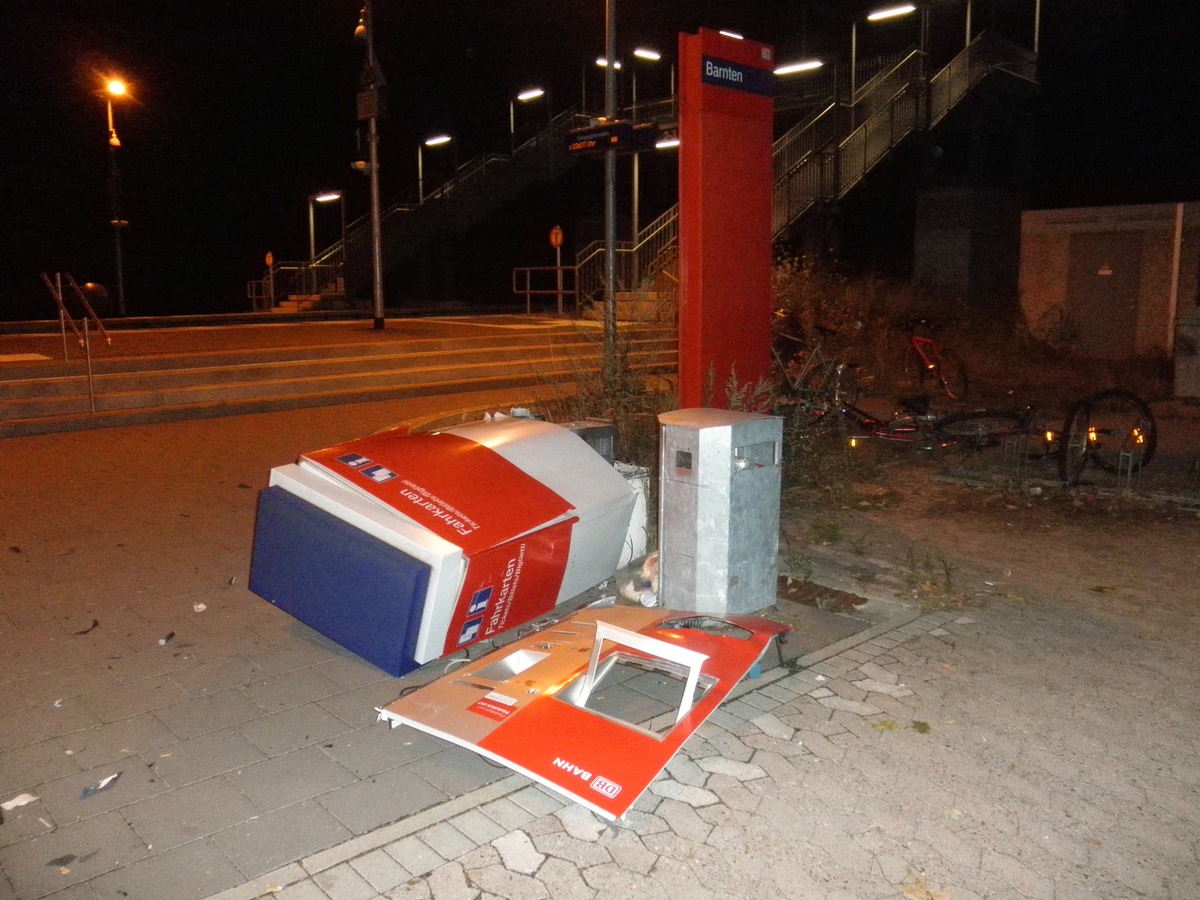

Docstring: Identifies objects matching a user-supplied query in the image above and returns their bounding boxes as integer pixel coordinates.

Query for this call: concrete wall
[1019,202,1200,359]
[913,186,1022,316]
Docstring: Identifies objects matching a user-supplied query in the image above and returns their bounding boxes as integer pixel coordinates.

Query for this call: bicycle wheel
[1083,389,1157,474]
[934,349,969,400]
[934,410,1023,449]
[1058,397,1092,486]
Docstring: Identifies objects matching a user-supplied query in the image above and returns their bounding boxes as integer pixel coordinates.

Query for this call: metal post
[105,95,128,317]
[307,196,317,260]
[555,245,564,316]
[357,0,386,331]
[603,0,618,376]
[850,21,857,100]
[368,111,384,329]
[83,318,96,414]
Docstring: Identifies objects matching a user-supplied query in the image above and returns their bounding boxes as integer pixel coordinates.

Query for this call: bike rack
[1117,445,1145,494]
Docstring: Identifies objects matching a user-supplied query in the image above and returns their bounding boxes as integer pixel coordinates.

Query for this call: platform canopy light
[718,30,744,40]
[774,59,823,76]
[633,47,661,61]
[868,4,917,21]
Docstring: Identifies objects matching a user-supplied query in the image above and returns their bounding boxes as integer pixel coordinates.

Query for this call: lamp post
[418,134,452,203]
[355,0,386,329]
[850,4,917,98]
[628,47,662,286]
[603,0,617,377]
[509,87,547,154]
[104,78,129,317]
[307,191,344,260]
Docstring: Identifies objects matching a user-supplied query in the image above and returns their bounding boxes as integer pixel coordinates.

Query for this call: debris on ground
[74,619,99,635]
[158,631,175,646]
[80,773,121,800]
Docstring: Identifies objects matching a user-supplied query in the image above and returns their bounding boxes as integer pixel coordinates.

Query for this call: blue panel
[249,486,433,676]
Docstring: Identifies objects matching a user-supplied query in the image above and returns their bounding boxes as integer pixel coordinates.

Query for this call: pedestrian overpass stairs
[577,31,1037,311]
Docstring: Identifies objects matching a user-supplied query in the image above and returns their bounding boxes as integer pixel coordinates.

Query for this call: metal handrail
[512,265,578,314]
[40,272,112,350]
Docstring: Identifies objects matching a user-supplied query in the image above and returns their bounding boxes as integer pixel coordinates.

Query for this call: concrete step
[584,293,677,324]
[0,320,677,438]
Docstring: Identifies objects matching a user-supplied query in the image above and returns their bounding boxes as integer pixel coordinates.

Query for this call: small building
[1018,202,1199,371]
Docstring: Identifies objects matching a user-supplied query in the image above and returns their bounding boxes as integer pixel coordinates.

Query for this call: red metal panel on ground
[677,28,776,408]
[376,607,789,820]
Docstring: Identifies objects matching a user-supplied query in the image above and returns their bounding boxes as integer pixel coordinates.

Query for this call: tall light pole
[851,4,917,98]
[509,87,547,154]
[307,191,343,260]
[628,47,661,287]
[104,78,129,317]
[602,0,618,377]
[355,1,386,330]
[418,134,452,203]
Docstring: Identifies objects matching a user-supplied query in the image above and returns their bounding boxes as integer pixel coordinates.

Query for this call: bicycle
[899,320,968,400]
[1057,389,1158,486]
[772,321,864,406]
[785,359,1026,450]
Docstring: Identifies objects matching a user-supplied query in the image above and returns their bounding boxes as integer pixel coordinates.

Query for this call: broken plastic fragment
[192,603,207,613]
[80,772,121,799]
[2,793,39,810]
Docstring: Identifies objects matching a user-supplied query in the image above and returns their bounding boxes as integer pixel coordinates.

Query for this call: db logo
[590,777,622,799]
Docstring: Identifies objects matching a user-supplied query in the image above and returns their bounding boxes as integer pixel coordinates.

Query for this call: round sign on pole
[549,226,563,249]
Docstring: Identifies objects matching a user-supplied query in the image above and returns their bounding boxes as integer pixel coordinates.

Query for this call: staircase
[578,31,1037,307]
[253,108,585,311]
[0,319,676,438]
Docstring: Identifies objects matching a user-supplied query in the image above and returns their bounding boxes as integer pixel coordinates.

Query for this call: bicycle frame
[908,334,941,373]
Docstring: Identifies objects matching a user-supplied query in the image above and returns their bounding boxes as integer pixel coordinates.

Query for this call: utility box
[658,409,783,614]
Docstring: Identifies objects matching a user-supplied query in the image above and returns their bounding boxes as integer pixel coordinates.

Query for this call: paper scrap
[80,773,121,800]
[2,793,39,810]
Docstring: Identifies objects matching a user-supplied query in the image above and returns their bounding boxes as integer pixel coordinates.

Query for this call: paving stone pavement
[201,600,1199,900]
[3,381,1198,899]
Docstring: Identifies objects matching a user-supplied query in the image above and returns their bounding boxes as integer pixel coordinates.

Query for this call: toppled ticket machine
[375,605,789,820]
[249,417,639,677]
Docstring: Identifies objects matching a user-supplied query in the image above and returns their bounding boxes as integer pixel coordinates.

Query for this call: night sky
[2,0,1197,318]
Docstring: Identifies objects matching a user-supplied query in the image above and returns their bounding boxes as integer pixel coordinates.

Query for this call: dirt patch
[782,462,1200,630]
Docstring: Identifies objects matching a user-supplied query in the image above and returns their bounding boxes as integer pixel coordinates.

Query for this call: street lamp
[627,46,662,273]
[104,78,129,317]
[307,191,344,261]
[509,87,547,153]
[355,0,386,330]
[418,134,452,203]
[851,4,917,98]
[602,0,617,378]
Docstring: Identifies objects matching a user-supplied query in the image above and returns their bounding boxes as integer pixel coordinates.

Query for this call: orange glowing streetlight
[105,79,126,147]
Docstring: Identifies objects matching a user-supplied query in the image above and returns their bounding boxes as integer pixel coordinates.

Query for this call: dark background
[2,0,1197,318]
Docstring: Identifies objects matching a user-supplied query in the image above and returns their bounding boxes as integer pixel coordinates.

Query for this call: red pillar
[677,29,775,408]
